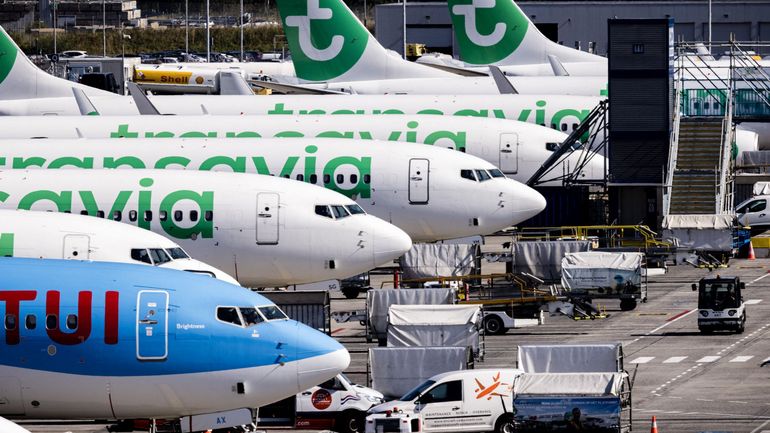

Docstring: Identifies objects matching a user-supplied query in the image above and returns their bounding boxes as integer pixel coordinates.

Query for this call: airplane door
[136,290,169,361]
[63,234,90,260]
[0,378,24,415]
[408,159,429,204]
[256,193,279,245]
[499,133,518,174]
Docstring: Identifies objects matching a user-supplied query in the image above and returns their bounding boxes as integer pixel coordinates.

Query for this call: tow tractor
[692,276,746,333]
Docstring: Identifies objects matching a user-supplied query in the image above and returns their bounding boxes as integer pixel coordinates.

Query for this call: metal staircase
[668,119,725,214]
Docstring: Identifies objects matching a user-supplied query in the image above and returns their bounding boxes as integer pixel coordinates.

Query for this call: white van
[736,195,770,227]
[365,368,522,433]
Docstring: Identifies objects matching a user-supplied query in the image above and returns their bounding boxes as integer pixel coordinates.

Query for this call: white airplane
[0,417,30,433]
[0,169,411,288]
[262,0,606,96]
[418,0,606,76]
[0,257,349,428]
[0,139,547,241]
[0,209,238,283]
[0,114,604,184]
[0,25,602,135]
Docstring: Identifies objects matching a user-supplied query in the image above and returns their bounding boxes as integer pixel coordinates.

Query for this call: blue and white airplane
[0,258,349,423]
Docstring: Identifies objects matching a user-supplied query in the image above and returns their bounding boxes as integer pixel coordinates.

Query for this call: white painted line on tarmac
[696,398,714,402]
[663,356,687,363]
[696,355,721,363]
[749,273,770,285]
[730,355,755,363]
[627,309,696,346]
[750,419,770,433]
[745,299,764,305]
[729,401,749,404]
[630,356,655,364]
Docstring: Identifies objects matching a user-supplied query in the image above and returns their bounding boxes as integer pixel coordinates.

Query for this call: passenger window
[336,174,344,184]
[561,124,568,131]
[572,123,578,130]
[66,314,78,330]
[363,174,371,184]
[25,314,36,330]
[113,210,122,221]
[96,210,105,218]
[475,170,491,182]
[460,170,476,181]
[204,210,213,221]
[315,205,333,219]
[350,174,358,184]
[331,205,349,219]
[129,210,138,222]
[144,210,152,222]
[45,314,57,330]
[259,306,288,321]
[282,174,290,179]
[489,169,505,178]
[131,248,153,264]
[310,174,318,184]
[423,380,462,404]
[323,174,331,185]
[174,210,183,222]
[346,204,366,215]
[296,174,304,182]
[190,210,199,222]
[240,307,264,327]
[160,210,168,221]
[217,307,242,326]
[4,314,16,331]
[80,210,88,216]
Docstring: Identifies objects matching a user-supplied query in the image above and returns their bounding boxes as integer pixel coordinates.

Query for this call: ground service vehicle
[692,276,746,333]
[259,374,383,433]
[365,369,522,433]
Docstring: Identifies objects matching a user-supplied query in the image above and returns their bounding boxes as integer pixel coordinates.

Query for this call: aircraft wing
[419,63,490,77]
[248,80,350,95]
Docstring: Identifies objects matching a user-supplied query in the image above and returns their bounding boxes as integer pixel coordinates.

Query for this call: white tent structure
[387,304,483,359]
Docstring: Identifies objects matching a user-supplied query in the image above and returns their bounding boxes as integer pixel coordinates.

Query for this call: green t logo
[449,0,528,64]
[279,0,368,81]
[0,233,14,257]
[0,29,19,84]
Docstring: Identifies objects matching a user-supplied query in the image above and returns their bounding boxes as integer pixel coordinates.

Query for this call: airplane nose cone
[294,321,350,390]
[372,218,413,267]
[510,182,547,225]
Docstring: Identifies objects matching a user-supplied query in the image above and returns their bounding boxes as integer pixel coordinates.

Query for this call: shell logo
[311,389,333,410]
[474,372,510,400]
[195,76,204,85]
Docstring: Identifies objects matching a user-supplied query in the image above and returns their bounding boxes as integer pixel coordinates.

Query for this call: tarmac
[19,256,770,433]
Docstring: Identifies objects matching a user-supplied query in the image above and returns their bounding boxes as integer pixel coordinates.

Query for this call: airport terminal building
[375,1,770,57]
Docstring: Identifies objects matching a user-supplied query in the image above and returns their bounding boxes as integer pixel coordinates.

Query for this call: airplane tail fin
[0,26,113,100]
[276,0,449,82]
[447,0,602,66]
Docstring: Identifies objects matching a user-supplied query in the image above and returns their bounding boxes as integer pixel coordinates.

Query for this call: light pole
[402,0,406,59]
[205,0,210,62]
[102,0,106,56]
[240,0,244,61]
[185,0,189,56]
[708,0,712,51]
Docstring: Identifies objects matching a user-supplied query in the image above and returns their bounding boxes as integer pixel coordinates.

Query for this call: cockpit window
[346,204,366,215]
[489,169,505,178]
[166,247,190,260]
[315,205,333,219]
[460,169,476,181]
[131,248,152,264]
[475,170,491,182]
[259,306,288,321]
[149,248,172,265]
[217,307,242,326]
[331,205,350,219]
[240,307,264,327]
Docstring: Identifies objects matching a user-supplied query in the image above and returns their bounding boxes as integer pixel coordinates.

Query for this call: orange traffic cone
[749,241,756,260]
[650,415,659,433]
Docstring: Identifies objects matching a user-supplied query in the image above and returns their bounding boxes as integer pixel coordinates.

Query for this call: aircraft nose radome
[511,183,547,224]
[294,320,350,389]
[373,219,413,267]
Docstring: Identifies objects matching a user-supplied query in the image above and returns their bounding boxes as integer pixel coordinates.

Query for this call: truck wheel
[619,299,637,311]
[484,315,506,335]
[699,327,713,334]
[495,414,515,433]
[337,410,365,433]
[342,287,359,299]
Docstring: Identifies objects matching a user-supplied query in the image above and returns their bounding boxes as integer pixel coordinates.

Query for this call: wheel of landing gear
[619,299,637,311]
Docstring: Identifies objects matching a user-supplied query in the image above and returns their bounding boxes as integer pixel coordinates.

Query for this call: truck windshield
[401,380,436,401]
[699,281,740,310]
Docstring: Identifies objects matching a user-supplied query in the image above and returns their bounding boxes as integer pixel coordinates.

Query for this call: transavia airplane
[0,170,411,288]
[418,0,606,76]
[0,26,602,135]
[0,209,237,283]
[266,0,607,96]
[0,139,547,241]
[0,114,604,185]
[0,257,349,423]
